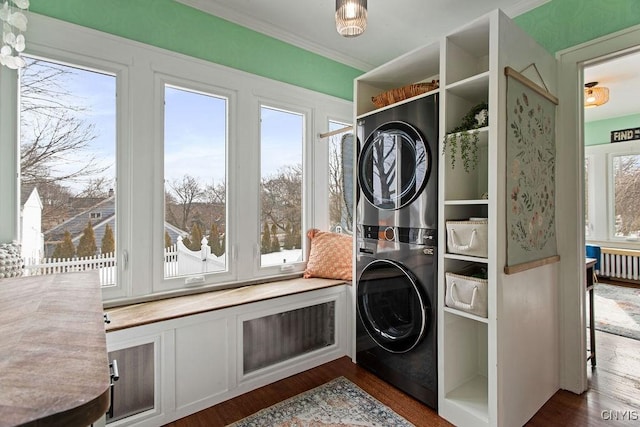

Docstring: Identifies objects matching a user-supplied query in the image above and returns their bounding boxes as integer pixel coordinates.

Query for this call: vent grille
[243,301,336,373]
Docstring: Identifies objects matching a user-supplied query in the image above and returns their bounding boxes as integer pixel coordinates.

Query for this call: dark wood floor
[166,331,639,427]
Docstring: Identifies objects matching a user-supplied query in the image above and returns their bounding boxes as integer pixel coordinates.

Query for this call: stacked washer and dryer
[355,94,439,409]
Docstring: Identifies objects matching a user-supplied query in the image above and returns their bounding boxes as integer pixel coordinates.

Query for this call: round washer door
[358,121,431,210]
[357,259,429,353]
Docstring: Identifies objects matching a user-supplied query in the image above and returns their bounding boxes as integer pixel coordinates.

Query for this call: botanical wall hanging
[504,66,559,274]
[442,102,488,173]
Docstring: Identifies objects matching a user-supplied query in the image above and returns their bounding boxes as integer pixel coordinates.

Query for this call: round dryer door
[357,259,429,353]
[358,121,431,210]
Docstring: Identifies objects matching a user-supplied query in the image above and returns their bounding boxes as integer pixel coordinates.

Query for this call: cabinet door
[107,342,155,423]
[174,316,230,410]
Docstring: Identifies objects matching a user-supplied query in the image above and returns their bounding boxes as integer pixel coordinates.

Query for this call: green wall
[28,0,640,101]
[29,0,362,101]
[515,0,640,54]
[585,114,640,146]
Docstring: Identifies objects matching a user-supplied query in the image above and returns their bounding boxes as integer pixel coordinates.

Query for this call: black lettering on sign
[611,127,640,143]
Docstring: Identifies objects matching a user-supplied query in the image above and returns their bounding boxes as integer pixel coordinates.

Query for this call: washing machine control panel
[360,225,437,246]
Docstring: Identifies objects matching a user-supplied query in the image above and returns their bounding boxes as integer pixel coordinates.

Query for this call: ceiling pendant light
[336,0,367,38]
[584,81,609,108]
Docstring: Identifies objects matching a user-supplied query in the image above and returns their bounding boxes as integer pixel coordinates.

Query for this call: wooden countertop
[0,271,110,427]
[106,277,348,332]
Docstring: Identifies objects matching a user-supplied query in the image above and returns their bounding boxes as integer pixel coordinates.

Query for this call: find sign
[611,127,640,143]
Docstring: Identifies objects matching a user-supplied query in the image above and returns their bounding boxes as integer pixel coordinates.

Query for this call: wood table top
[105,277,348,332]
[0,271,110,427]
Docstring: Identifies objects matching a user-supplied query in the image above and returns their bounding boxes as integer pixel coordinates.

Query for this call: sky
[22,57,303,196]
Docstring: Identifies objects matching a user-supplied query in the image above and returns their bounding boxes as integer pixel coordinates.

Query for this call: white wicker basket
[446,219,488,258]
[445,271,488,318]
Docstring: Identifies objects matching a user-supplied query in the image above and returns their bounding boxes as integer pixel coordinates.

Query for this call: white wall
[20,190,43,262]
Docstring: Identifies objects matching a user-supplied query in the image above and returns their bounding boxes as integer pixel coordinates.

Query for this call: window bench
[103,277,351,427]
[104,277,348,332]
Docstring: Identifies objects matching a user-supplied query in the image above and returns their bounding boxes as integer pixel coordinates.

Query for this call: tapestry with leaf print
[506,75,557,267]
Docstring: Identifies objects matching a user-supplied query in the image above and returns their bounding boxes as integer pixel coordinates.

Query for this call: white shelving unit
[354,9,559,427]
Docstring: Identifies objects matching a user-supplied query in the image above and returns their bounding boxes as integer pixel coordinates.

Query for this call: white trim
[556,22,640,394]
[176,0,374,71]
[502,0,551,18]
[176,0,550,72]
[585,141,640,245]
[0,66,19,243]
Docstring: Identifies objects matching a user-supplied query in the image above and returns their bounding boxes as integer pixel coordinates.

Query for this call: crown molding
[503,0,551,18]
[177,0,373,71]
[177,0,552,72]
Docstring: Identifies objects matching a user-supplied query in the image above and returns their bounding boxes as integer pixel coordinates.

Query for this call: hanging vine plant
[442,102,489,173]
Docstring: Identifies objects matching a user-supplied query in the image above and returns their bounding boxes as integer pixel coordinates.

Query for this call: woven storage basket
[446,219,488,258]
[371,80,439,108]
[445,271,488,318]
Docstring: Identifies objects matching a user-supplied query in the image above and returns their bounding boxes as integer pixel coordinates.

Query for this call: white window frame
[256,99,311,278]
[12,33,132,301]
[153,73,237,293]
[585,139,640,247]
[0,13,352,304]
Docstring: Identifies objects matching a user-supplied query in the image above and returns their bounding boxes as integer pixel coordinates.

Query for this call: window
[19,56,117,286]
[585,142,640,243]
[163,84,228,279]
[327,120,354,234]
[259,105,304,267]
[612,153,640,239]
[1,14,352,303]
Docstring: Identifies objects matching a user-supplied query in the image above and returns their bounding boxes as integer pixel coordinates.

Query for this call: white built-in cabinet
[105,285,350,427]
[354,9,559,427]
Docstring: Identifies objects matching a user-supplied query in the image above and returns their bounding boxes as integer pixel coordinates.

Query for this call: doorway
[557,23,640,394]
[582,51,640,406]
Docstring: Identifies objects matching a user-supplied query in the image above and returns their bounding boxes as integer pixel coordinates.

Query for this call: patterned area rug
[228,377,414,427]
[594,283,640,340]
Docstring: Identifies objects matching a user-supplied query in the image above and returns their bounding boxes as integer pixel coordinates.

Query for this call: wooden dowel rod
[319,125,353,139]
[505,66,559,105]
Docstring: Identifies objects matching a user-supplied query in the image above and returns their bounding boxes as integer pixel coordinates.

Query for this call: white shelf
[445,375,489,422]
[444,307,489,324]
[446,72,490,101]
[445,199,489,205]
[444,253,489,263]
[356,88,441,120]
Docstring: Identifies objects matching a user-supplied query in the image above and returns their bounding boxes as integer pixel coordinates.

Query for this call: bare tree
[204,181,226,205]
[328,136,344,229]
[168,175,204,231]
[614,155,640,235]
[76,177,112,198]
[19,58,109,186]
[261,165,302,235]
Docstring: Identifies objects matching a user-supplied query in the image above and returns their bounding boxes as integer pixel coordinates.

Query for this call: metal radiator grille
[243,301,336,373]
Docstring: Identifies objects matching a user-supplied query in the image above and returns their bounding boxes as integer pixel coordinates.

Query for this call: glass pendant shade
[0,0,30,69]
[336,0,367,37]
[584,82,609,108]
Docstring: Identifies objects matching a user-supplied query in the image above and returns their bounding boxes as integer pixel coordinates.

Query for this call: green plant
[442,102,488,173]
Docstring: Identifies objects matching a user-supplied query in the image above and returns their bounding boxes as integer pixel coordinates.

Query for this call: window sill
[104,277,349,332]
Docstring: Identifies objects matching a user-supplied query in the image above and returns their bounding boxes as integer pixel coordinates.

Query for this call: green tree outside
[77,221,97,257]
[270,223,280,253]
[53,230,75,259]
[101,223,115,254]
[261,222,272,254]
[189,223,203,251]
[209,223,224,257]
[182,236,192,249]
[283,222,295,250]
[164,230,172,248]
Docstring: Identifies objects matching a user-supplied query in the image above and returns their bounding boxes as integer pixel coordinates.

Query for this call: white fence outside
[23,252,117,286]
[24,236,226,286]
